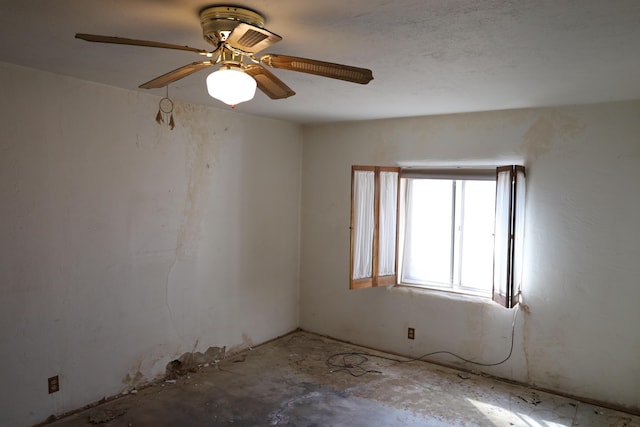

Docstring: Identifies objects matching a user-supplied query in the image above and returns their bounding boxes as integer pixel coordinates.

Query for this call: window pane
[352,171,375,280]
[459,181,496,292]
[402,179,453,285]
[378,171,398,276]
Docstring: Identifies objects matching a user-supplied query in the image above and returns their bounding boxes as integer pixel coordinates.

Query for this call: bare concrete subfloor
[47,331,639,427]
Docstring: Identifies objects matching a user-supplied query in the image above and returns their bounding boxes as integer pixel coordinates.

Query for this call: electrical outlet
[408,327,415,340]
[48,376,59,394]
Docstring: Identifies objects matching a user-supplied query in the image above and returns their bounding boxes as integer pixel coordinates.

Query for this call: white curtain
[493,168,511,299]
[378,171,398,276]
[353,171,375,280]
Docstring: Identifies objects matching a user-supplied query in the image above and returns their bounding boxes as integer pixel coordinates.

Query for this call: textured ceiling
[1,0,639,123]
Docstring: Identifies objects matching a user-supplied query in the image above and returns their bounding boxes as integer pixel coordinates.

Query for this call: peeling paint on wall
[165,346,226,378]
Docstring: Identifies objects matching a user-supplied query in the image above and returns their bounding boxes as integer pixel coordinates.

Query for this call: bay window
[350,165,525,308]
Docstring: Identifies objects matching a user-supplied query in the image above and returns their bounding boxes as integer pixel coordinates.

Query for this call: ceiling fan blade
[139,61,214,89]
[244,64,295,99]
[225,23,282,53]
[260,54,373,85]
[75,33,209,55]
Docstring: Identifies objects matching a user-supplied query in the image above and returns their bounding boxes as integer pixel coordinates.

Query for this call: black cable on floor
[327,305,520,377]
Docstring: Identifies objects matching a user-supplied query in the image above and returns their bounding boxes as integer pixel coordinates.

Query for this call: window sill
[400,282,492,300]
[391,283,496,306]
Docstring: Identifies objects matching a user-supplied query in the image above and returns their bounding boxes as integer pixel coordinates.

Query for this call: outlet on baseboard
[408,327,415,340]
[48,376,59,394]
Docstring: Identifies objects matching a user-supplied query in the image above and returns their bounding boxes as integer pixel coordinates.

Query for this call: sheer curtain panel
[352,170,375,280]
[350,166,400,289]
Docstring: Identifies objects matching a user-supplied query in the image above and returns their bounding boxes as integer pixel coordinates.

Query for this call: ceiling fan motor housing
[200,6,266,47]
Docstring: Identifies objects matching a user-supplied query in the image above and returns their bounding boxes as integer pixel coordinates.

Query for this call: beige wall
[0,62,303,426]
[2,60,640,425]
[300,101,640,412]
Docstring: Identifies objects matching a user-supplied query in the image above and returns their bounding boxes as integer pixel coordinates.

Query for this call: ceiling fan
[76,5,374,106]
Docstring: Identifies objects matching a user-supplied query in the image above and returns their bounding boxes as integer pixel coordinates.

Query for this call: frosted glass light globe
[206,68,257,106]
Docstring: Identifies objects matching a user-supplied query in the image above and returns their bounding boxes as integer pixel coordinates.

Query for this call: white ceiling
[1,0,639,123]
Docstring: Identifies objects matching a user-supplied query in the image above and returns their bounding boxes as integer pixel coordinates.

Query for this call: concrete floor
[47,331,639,427]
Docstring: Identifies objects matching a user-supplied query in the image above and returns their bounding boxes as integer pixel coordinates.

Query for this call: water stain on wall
[462,305,484,357]
[521,112,585,161]
[228,333,255,354]
[173,102,224,258]
[122,370,145,388]
[521,310,532,384]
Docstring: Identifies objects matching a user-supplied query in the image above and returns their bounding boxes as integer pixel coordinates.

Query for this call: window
[350,165,525,308]
[350,166,400,289]
[401,176,496,296]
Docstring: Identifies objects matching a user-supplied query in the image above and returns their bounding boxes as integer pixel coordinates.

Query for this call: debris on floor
[232,354,247,363]
[87,407,126,424]
[517,391,542,405]
[44,331,640,427]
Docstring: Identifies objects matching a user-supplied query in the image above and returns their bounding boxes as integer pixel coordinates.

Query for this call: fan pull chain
[156,86,175,130]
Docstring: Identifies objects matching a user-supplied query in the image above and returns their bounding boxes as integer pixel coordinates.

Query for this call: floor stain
[45,331,640,427]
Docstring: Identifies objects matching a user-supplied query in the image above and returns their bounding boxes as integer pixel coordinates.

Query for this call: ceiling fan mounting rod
[219,47,244,66]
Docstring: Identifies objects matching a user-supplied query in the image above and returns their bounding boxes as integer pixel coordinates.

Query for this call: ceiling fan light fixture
[206,66,257,106]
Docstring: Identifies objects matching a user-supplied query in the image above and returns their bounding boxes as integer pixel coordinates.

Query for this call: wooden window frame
[350,166,401,289]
